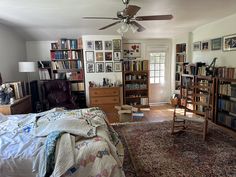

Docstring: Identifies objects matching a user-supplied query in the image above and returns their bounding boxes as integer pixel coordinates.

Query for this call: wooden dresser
[0,95,32,115]
[89,87,121,123]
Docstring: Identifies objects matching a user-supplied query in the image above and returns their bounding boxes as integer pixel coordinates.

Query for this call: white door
[149,50,171,104]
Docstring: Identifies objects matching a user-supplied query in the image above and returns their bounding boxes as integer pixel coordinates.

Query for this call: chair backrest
[42,80,73,108]
[183,84,211,118]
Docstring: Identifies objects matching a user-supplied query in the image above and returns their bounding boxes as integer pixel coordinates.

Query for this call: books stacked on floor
[132,111,144,119]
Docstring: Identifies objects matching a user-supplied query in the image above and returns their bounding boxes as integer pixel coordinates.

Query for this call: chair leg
[203,120,208,141]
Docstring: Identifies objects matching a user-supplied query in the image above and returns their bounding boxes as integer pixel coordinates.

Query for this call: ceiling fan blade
[124,5,141,17]
[83,17,119,20]
[130,21,145,32]
[135,15,173,21]
[99,21,121,30]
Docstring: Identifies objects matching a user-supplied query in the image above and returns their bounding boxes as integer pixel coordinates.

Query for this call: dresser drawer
[90,88,119,97]
[91,96,119,105]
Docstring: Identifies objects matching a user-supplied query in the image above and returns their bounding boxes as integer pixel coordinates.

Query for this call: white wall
[82,35,123,106]
[123,38,172,103]
[0,24,27,82]
[26,41,54,80]
[192,13,236,67]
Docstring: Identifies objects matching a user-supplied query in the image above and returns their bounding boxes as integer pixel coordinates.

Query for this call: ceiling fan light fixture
[130,23,138,33]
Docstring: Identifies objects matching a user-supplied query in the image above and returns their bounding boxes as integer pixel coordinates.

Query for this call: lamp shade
[19,62,37,72]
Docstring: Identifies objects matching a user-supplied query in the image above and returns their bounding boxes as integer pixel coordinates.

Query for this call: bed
[0,107,125,177]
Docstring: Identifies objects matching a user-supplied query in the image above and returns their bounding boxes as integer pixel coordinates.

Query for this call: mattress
[0,108,125,177]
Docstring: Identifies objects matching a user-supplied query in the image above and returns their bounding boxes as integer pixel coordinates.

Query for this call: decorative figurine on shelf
[0,83,14,104]
[89,81,95,87]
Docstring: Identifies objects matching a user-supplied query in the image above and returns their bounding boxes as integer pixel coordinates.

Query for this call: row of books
[39,69,51,80]
[216,67,236,79]
[176,54,185,62]
[125,84,147,90]
[51,38,83,50]
[51,60,82,70]
[217,112,236,130]
[218,98,236,114]
[71,82,85,91]
[219,84,236,97]
[50,50,81,60]
[9,81,26,100]
[123,60,148,71]
[125,74,147,81]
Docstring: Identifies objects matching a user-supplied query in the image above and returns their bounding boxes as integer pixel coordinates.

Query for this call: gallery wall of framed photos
[192,33,236,52]
[84,39,122,73]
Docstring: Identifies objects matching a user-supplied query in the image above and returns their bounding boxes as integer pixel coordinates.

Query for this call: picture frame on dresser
[223,34,236,51]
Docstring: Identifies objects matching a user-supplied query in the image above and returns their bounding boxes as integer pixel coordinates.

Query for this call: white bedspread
[0,108,125,177]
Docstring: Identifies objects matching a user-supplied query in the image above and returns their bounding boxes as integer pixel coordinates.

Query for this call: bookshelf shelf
[123,60,149,107]
[38,38,86,108]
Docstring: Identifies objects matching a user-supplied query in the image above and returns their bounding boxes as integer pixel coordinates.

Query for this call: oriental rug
[113,121,236,177]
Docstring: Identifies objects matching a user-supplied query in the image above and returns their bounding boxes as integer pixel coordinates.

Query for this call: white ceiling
[1,0,236,41]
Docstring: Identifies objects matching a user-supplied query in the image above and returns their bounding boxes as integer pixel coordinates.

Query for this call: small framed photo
[105,52,112,61]
[113,39,121,51]
[193,41,201,51]
[86,63,95,73]
[85,51,94,62]
[96,62,104,73]
[95,41,103,50]
[113,52,121,61]
[105,41,113,50]
[105,62,113,72]
[201,40,210,51]
[114,62,122,72]
[223,34,236,51]
[96,52,104,61]
[211,38,222,50]
[86,41,94,50]
[51,42,58,50]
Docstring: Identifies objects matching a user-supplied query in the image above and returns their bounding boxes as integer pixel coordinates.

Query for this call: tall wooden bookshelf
[123,60,149,108]
[175,43,186,92]
[215,78,236,131]
[47,38,86,108]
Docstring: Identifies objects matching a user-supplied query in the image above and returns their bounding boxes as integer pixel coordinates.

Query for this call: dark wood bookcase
[123,60,149,108]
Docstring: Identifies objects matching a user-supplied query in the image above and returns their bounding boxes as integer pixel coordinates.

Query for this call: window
[149,52,165,84]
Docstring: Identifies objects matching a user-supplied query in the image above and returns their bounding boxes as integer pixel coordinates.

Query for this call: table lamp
[18,61,37,95]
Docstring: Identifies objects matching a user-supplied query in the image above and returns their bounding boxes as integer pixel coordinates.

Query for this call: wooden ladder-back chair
[171,84,211,141]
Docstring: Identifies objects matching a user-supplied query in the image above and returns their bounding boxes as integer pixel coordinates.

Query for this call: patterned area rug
[113,121,236,177]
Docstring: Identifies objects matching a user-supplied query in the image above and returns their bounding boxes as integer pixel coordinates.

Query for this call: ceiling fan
[83,0,173,32]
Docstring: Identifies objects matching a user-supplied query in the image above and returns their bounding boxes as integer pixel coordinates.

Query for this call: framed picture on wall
[113,39,121,51]
[211,38,222,50]
[114,62,122,72]
[105,52,112,61]
[193,41,201,51]
[95,41,103,50]
[223,34,236,51]
[105,62,113,72]
[85,51,94,62]
[86,63,95,73]
[105,41,113,50]
[201,40,210,51]
[113,52,121,61]
[96,62,104,73]
[123,43,141,58]
[96,52,104,61]
[86,41,94,50]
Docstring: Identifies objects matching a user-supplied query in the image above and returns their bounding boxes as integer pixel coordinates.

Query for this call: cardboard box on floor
[115,105,143,122]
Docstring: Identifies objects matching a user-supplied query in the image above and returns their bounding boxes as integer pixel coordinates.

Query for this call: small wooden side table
[0,95,32,115]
